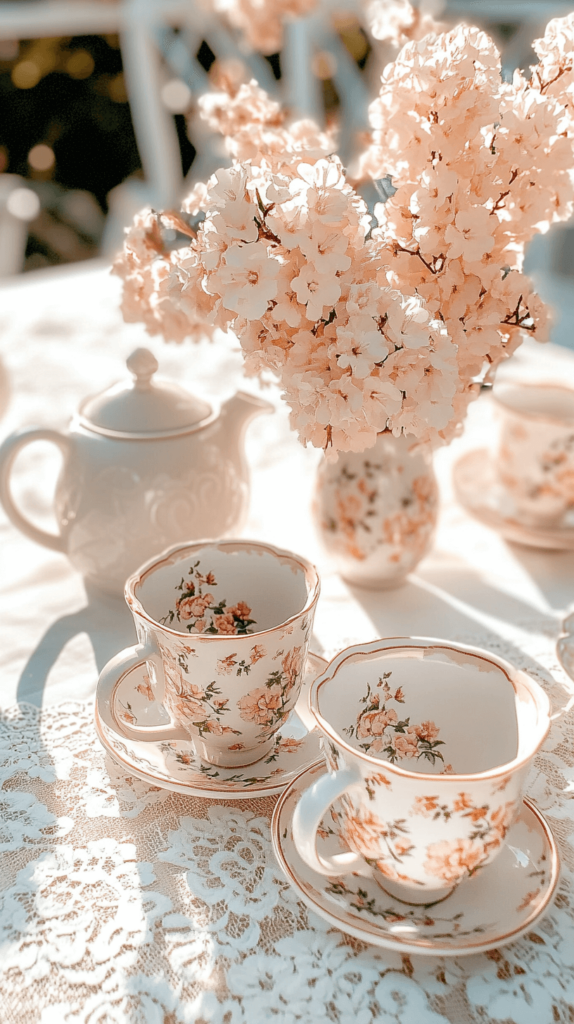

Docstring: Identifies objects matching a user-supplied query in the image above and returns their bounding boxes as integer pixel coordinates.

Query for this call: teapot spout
[220,391,274,442]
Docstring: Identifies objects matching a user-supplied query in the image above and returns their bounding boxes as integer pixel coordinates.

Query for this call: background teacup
[293,637,550,904]
[98,539,320,767]
[493,382,574,525]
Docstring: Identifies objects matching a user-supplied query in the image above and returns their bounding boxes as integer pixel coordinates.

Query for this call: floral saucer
[271,760,560,957]
[95,652,327,799]
[453,448,574,550]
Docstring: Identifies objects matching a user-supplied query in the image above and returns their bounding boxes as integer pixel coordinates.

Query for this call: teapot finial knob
[127,348,159,389]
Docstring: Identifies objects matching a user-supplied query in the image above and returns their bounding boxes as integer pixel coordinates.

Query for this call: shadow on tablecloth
[16,581,135,707]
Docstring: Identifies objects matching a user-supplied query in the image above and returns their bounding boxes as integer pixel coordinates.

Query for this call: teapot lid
[79,348,214,438]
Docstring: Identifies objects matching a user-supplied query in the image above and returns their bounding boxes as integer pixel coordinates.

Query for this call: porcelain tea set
[0,354,564,955]
[94,536,559,956]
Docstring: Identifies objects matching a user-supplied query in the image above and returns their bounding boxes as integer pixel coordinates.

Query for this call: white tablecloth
[1,261,573,1023]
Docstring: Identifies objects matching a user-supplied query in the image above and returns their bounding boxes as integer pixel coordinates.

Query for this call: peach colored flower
[238,685,282,726]
[135,675,154,701]
[174,682,207,720]
[445,207,496,263]
[464,804,490,824]
[207,166,258,243]
[209,0,317,55]
[488,801,516,846]
[291,264,341,323]
[453,792,474,813]
[174,697,205,720]
[277,736,304,753]
[178,595,211,620]
[357,708,398,741]
[194,619,206,633]
[211,242,281,320]
[424,838,486,883]
[176,597,197,621]
[229,600,252,620]
[115,9,574,458]
[197,571,217,586]
[365,0,444,45]
[412,795,440,817]
[214,612,238,635]
[342,808,385,860]
[217,654,238,675]
[203,721,237,735]
[282,646,303,689]
[299,221,351,276]
[392,733,419,759]
[394,837,414,856]
[413,720,439,742]
[250,644,267,664]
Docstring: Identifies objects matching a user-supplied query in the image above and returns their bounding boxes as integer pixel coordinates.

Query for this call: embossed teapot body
[0,348,272,594]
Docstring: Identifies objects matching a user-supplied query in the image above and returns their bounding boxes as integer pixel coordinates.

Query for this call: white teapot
[0,348,272,594]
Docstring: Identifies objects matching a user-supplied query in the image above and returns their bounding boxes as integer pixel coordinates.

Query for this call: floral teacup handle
[292,763,372,877]
[98,639,188,742]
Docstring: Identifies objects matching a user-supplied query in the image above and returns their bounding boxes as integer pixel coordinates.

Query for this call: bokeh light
[161,79,192,113]
[28,144,55,172]
[11,61,41,90]
[66,50,95,80]
[6,188,41,221]
[108,72,127,103]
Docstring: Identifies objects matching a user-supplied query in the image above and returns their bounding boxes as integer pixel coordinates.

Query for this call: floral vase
[313,432,438,589]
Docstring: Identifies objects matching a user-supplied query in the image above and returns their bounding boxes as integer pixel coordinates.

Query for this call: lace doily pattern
[0,687,572,1024]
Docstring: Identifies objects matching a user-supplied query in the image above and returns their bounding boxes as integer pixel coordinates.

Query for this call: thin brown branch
[501,294,536,332]
[490,190,510,215]
[255,218,282,246]
[392,241,446,275]
[535,63,573,94]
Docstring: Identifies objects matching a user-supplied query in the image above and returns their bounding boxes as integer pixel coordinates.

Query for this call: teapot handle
[0,428,71,553]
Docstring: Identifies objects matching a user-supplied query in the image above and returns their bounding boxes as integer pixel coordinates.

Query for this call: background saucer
[453,448,574,550]
[272,760,560,956]
[557,609,574,684]
[95,651,327,798]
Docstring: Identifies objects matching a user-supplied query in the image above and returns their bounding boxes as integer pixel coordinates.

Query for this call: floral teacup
[494,381,574,525]
[98,539,320,767]
[293,638,550,904]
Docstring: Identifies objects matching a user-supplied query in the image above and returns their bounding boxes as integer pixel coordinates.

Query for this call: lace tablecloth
[1,263,574,1022]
